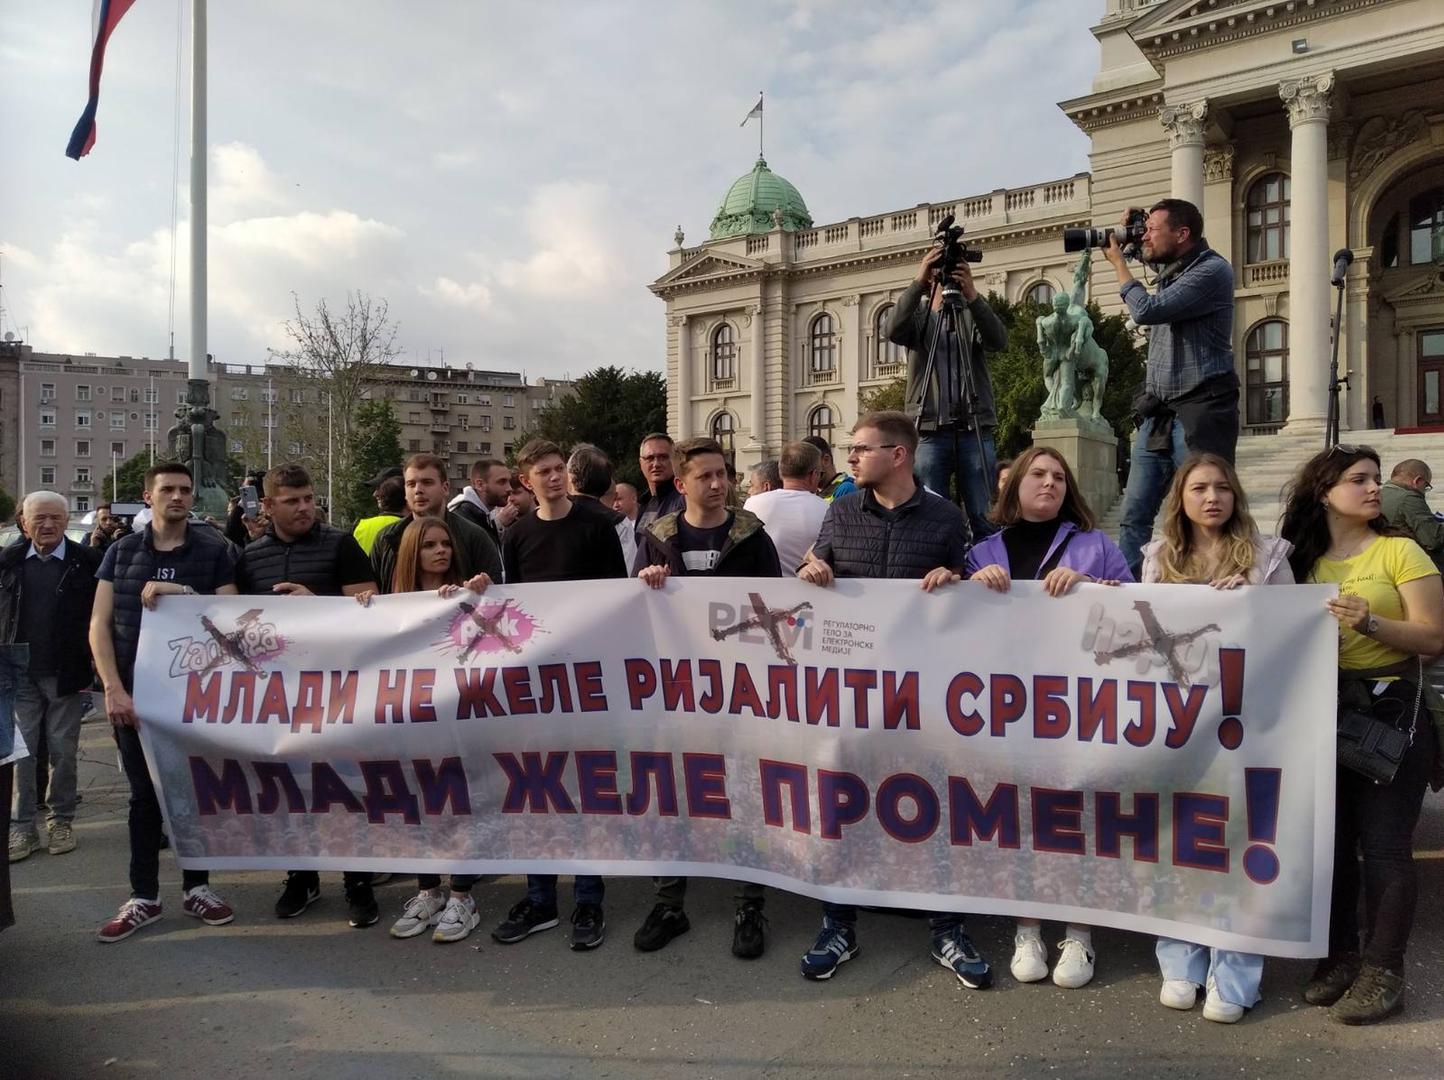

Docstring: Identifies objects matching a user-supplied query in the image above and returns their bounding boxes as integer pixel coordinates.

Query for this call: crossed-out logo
[1082,600,1226,688]
[443,597,544,662]
[168,609,285,678]
[709,592,814,665]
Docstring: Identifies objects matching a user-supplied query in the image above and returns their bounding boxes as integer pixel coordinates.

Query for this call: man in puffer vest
[235,463,380,929]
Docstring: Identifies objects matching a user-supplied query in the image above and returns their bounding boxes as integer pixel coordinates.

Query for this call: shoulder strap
[1036,528,1077,579]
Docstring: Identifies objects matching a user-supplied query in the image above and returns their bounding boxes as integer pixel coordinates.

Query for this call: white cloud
[421,276,493,311]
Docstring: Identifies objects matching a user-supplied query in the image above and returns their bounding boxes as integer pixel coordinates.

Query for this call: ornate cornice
[1159,99,1209,148]
[1059,86,1166,134]
[1279,71,1335,128]
[1203,143,1236,183]
[1131,0,1393,63]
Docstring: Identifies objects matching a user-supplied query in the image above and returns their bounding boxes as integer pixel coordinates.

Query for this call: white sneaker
[389,889,447,939]
[1010,930,1049,983]
[1160,978,1199,1010]
[433,895,480,943]
[1052,937,1096,989]
[1202,978,1245,1023]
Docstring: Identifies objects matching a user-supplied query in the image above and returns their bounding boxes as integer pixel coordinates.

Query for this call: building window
[503,394,515,408]
[289,388,305,404]
[110,386,124,402]
[809,313,837,379]
[409,411,422,424]
[40,466,56,486]
[75,467,91,484]
[872,305,904,376]
[1409,187,1444,266]
[75,496,89,513]
[230,411,249,428]
[711,323,737,386]
[40,409,56,428]
[478,442,492,455]
[808,404,836,444]
[111,441,125,457]
[408,439,421,452]
[76,385,92,402]
[481,416,492,432]
[76,440,91,457]
[1245,319,1289,426]
[144,412,158,431]
[709,410,736,452]
[503,415,516,430]
[1025,281,1056,305]
[478,395,492,406]
[177,390,188,405]
[1245,173,1291,263]
[110,413,126,429]
[75,410,91,429]
[229,387,248,401]
[40,383,56,403]
[261,388,277,404]
[459,414,470,430]
[456,440,469,453]
[40,439,56,458]
[132,388,142,403]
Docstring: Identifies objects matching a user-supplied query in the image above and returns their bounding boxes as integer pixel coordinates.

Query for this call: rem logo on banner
[709,593,814,665]
[168,610,285,678]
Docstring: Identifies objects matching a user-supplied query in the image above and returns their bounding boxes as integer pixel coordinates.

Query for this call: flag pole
[758,90,764,158]
[186,0,209,498]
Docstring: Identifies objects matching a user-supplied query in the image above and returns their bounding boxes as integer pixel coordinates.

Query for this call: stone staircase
[1095,429,1444,540]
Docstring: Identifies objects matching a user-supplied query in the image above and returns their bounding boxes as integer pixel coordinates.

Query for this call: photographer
[1102,198,1237,579]
[888,246,1008,540]
[89,503,126,551]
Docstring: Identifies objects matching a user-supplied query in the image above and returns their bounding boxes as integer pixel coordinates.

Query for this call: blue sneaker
[931,927,993,989]
[800,917,859,980]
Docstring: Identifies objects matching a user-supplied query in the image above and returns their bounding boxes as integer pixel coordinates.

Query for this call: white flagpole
[189,0,206,392]
[326,391,333,517]
[758,90,764,158]
[148,373,155,464]
[266,375,273,469]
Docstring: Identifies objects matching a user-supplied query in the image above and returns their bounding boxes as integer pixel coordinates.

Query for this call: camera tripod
[909,274,991,505]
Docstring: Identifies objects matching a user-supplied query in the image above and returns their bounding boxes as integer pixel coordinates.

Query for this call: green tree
[859,378,906,413]
[103,451,245,505]
[0,486,15,524]
[515,366,666,487]
[339,398,404,525]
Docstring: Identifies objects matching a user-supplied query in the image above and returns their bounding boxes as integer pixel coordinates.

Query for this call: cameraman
[888,247,1008,539]
[1103,198,1237,579]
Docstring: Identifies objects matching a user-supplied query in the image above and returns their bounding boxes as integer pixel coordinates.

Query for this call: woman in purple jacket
[966,446,1131,989]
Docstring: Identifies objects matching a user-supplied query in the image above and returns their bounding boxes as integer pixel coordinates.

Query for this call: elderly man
[2,492,102,862]
[1382,459,1444,569]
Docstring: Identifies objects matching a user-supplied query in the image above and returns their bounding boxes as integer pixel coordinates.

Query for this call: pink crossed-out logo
[441,598,543,662]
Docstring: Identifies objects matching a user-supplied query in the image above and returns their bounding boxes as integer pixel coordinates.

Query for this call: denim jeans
[654,876,764,909]
[114,723,207,901]
[11,677,87,829]
[528,874,604,909]
[1329,708,1435,972]
[822,900,966,939]
[1117,416,1192,579]
[1156,939,1263,1007]
[916,428,997,540]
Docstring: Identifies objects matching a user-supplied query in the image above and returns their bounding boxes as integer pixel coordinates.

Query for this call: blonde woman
[1141,453,1291,1023]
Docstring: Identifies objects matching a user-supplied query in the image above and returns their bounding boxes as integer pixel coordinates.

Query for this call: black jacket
[450,498,502,548]
[370,509,503,594]
[635,508,781,578]
[0,540,102,696]
[813,481,972,579]
[889,279,1009,432]
[236,521,374,596]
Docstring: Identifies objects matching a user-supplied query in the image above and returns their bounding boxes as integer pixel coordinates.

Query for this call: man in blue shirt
[1103,198,1237,578]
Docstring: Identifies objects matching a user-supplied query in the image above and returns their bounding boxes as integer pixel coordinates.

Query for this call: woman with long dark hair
[1142,452,1291,1023]
[357,517,493,944]
[967,446,1130,989]
[1279,444,1444,1024]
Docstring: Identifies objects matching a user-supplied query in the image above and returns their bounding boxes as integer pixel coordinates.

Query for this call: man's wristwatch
[1362,614,1380,636]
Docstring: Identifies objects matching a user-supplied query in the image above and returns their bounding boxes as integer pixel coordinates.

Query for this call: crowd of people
[1,199,1441,1030]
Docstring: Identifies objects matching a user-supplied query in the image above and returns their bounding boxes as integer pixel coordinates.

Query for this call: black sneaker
[1329,964,1404,1025]
[491,898,560,944]
[1304,953,1361,1006]
[570,903,606,950]
[275,873,321,919]
[633,903,690,952]
[346,882,379,928]
[731,902,768,960]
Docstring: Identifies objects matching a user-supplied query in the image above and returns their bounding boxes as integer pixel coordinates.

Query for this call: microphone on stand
[1331,248,1355,287]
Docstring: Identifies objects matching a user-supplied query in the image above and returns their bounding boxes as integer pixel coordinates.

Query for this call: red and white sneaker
[182,885,235,926]
[97,898,163,943]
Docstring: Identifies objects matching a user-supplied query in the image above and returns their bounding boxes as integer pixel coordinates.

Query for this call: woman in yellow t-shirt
[1280,444,1444,1025]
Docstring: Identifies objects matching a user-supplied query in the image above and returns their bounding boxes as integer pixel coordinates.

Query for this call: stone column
[1279,72,1335,433]
[1160,100,1208,207]
[749,308,767,446]
[671,314,691,439]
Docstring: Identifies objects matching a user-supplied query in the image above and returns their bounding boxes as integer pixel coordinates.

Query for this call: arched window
[1245,319,1289,426]
[1408,187,1444,266]
[808,404,835,444]
[873,305,904,376]
[1245,173,1291,263]
[1025,281,1056,306]
[711,323,736,386]
[809,313,836,380]
[710,410,735,451]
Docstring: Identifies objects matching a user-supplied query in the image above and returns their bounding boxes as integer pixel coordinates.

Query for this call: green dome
[708,157,813,240]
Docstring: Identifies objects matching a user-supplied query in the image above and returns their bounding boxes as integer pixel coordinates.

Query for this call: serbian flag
[65,0,139,160]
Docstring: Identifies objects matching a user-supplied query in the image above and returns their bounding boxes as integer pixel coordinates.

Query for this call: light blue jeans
[1156,937,1263,1008]
[916,428,997,540]
[1118,417,1191,580]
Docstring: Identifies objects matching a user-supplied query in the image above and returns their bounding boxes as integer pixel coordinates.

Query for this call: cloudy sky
[1,1,1100,380]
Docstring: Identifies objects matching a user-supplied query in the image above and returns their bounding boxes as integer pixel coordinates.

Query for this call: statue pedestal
[1029,417,1119,520]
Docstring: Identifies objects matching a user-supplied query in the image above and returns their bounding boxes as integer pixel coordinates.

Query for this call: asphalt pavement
[1,717,1441,1079]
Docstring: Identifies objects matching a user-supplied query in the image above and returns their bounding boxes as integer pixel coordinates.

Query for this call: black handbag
[1336,662,1422,786]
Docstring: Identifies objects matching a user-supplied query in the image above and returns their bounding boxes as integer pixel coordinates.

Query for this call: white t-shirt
[743,488,829,574]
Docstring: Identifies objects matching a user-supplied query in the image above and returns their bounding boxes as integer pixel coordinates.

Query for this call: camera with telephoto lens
[933,213,983,276]
[1063,207,1148,260]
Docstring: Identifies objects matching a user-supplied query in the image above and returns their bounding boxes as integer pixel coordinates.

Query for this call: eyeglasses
[846,443,900,455]
[1327,443,1375,457]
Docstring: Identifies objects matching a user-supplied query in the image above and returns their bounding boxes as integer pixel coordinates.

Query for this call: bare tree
[271,292,401,515]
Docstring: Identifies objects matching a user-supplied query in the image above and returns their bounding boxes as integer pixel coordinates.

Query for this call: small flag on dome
[740,92,763,127]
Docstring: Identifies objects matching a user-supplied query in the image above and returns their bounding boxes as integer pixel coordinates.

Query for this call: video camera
[933,213,983,276]
[1063,207,1147,261]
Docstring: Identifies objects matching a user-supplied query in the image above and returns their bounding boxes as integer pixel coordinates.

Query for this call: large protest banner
[133,579,1338,956]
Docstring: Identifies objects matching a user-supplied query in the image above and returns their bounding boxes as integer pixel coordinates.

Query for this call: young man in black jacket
[370,454,502,592]
[235,463,381,929]
[632,437,780,958]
